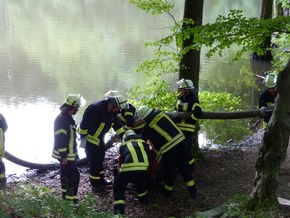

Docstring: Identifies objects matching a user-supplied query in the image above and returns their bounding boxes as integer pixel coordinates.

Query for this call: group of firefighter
[0,73,277,215]
[51,72,278,215]
[52,78,202,215]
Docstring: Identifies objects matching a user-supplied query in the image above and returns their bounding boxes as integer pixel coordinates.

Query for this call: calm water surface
[0,0,265,175]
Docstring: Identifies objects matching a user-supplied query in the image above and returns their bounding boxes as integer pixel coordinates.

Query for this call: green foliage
[198,91,251,145]
[127,75,176,112]
[0,182,115,217]
[128,1,289,146]
[277,0,290,8]
[199,91,242,112]
[128,0,175,15]
[193,10,290,60]
[272,32,290,71]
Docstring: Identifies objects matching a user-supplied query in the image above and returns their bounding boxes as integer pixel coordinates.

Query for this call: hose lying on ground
[4,151,88,171]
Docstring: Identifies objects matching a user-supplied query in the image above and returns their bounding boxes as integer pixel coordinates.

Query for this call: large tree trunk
[247,59,290,209]
[251,0,274,61]
[179,0,203,90]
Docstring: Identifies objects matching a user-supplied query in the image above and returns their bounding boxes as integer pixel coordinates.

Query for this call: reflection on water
[0,0,266,175]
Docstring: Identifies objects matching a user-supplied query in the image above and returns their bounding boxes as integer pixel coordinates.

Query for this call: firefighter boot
[62,192,66,200]
[0,177,6,189]
[138,195,149,204]
[92,185,105,194]
[188,185,197,199]
[114,204,125,215]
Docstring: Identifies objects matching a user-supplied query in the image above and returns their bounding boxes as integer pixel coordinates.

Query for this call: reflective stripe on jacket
[141,109,185,163]
[175,92,202,132]
[78,100,123,146]
[52,112,78,161]
[119,136,150,172]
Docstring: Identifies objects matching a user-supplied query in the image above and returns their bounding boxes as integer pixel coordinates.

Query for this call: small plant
[0,182,115,217]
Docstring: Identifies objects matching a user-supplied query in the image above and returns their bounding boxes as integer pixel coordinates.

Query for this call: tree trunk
[251,0,274,61]
[247,59,290,209]
[179,0,203,90]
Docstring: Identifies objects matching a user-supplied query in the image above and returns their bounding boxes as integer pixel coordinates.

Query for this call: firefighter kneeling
[113,130,151,215]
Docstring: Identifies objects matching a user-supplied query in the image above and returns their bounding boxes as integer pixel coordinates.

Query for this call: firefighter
[113,130,151,215]
[259,73,278,129]
[174,78,203,170]
[137,105,197,198]
[52,94,86,203]
[77,91,128,193]
[105,90,145,134]
[0,113,8,188]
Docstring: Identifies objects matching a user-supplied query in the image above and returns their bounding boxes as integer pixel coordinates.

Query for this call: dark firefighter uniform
[78,100,125,192]
[259,89,277,128]
[0,113,8,187]
[52,111,80,202]
[113,131,151,215]
[140,108,196,198]
[175,91,202,168]
[119,103,145,134]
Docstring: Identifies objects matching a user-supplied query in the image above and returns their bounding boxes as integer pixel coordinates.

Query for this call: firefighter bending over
[137,105,197,198]
[113,130,151,215]
[78,91,128,193]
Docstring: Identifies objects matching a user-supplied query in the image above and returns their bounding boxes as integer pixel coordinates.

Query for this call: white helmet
[63,94,86,107]
[107,95,128,109]
[122,130,137,143]
[264,73,277,88]
[104,90,120,98]
[137,106,153,120]
[177,78,195,89]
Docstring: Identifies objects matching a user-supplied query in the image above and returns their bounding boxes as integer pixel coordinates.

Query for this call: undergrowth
[0,182,118,218]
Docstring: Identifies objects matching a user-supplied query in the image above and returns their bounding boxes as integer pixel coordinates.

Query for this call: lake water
[0,0,266,175]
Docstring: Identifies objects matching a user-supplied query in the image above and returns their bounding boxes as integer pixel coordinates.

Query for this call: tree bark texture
[251,0,274,61]
[247,59,290,209]
[179,0,204,90]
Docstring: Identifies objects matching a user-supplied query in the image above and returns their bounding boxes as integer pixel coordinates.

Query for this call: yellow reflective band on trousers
[137,190,147,197]
[89,174,100,180]
[164,184,173,191]
[114,200,125,205]
[0,129,4,159]
[189,157,196,165]
[186,179,195,187]
[66,195,77,200]
[0,173,5,178]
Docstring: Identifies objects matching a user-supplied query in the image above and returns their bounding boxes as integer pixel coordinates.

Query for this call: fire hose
[4,109,270,170]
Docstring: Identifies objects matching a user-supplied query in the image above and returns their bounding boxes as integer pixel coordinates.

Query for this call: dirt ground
[6,128,290,218]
